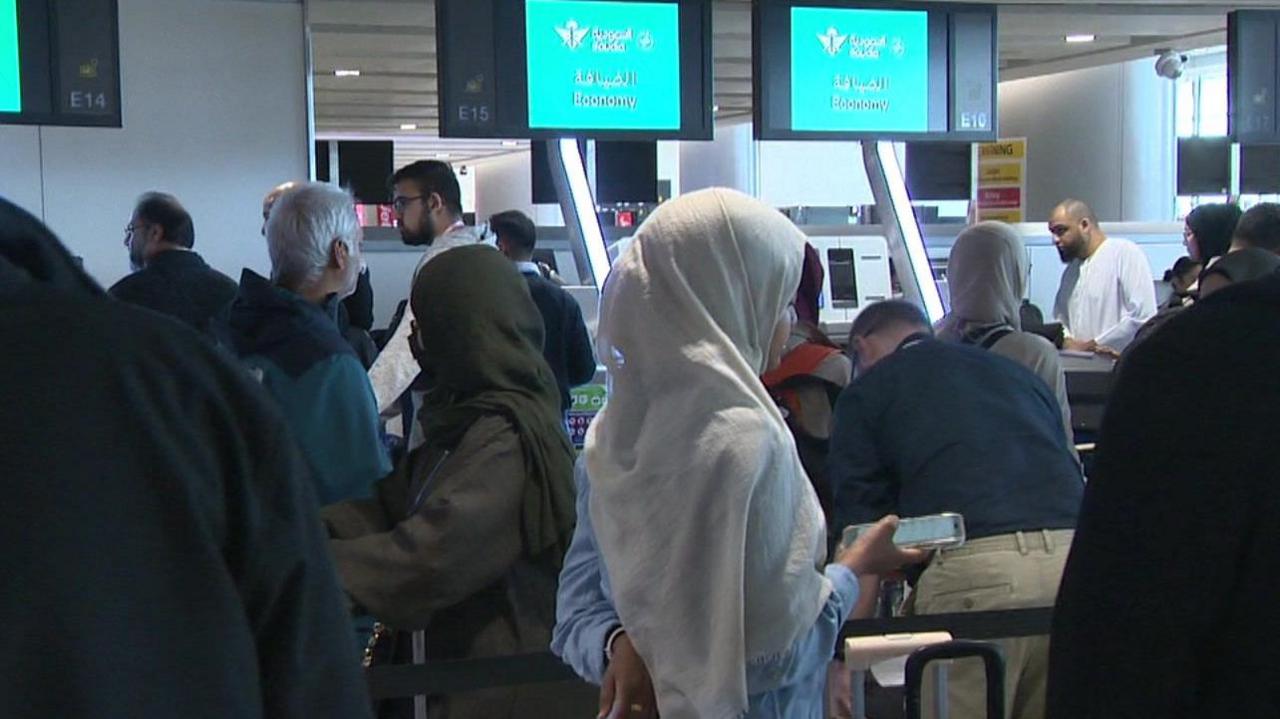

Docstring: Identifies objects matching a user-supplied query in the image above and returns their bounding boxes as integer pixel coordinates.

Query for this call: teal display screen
[0,0,19,113]
[790,6,929,133]
[525,0,681,131]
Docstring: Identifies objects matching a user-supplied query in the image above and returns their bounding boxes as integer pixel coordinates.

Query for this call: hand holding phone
[841,512,966,551]
[835,515,931,578]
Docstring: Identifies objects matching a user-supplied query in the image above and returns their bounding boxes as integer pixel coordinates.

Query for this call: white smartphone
[841,513,966,550]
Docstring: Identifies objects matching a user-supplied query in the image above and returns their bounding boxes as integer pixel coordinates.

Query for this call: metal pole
[851,669,868,719]
[412,630,428,719]
[932,662,950,719]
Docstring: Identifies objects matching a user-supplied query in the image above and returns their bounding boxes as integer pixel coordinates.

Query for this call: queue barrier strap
[366,607,1054,701]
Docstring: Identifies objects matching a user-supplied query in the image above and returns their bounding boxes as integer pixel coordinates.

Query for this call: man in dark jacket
[490,209,596,413]
[832,300,1083,719]
[109,192,237,332]
[0,197,370,719]
[1049,271,1280,718]
[219,182,390,505]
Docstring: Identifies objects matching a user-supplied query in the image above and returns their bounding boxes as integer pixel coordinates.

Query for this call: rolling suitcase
[903,640,1006,719]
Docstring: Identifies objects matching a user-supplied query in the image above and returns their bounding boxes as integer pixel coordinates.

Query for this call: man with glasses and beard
[110,192,237,334]
[1049,199,1156,353]
[366,160,480,448]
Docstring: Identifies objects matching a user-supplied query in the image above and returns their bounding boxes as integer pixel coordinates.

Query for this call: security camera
[1155,50,1188,80]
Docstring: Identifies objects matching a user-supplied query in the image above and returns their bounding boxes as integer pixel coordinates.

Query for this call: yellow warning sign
[978,139,1026,160]
[976,138,1027,224]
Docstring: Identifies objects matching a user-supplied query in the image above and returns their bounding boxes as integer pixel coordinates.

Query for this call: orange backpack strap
[761,343,841,389]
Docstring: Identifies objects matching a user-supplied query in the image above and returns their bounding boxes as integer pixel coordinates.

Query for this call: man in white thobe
[1050,199,1157,353]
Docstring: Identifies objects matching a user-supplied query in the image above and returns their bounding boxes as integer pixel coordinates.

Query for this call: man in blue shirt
[831,300,1083,719]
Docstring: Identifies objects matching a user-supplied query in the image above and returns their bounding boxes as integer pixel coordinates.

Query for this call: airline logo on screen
[791,7,928,133]
[818,28,847,57]
[818,28,908,59]
[556,19,657,54]
[528,0,681,131]
[556,20,590,50]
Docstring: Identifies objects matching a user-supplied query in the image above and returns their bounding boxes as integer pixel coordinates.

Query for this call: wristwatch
[604,625,627,665]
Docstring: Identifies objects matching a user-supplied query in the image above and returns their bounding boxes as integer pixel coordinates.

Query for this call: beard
[400,215,438,247]
[1056,241,1082,263]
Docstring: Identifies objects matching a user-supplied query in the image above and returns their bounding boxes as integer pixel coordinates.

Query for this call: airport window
[1175,47,1279,216]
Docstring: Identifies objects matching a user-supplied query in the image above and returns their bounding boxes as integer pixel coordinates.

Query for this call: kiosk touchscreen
[807,235,894,327]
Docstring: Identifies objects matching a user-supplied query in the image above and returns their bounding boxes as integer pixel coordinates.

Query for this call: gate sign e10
[526,0,682,131]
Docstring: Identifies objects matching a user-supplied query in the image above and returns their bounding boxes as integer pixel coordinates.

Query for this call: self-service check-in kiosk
[807,234,894,332]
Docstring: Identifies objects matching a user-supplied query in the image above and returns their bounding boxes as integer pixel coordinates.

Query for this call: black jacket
[520,269,596,412]
[0,198,371,719]
[1049,272,1280,719]
[108,249,238,333]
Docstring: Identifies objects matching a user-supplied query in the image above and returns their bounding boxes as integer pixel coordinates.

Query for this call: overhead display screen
[1,0,18,113]
[755,0,997,141]
[790,7,929,133]
[0,0,121,127]
[526,0,681,131]
[437,0,712,140]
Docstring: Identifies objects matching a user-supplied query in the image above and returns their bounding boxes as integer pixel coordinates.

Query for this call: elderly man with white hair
[219,182,391,505]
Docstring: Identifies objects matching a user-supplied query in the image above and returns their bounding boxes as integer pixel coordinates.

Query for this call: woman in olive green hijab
[323,244,583,719]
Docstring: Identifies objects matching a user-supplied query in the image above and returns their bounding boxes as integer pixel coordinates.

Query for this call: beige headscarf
[937,221,1026,342]
[586,188,831,719]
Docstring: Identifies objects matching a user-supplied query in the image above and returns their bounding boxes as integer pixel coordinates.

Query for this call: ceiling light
[333,69,361,77]
[1065,34,1096,44]
[501,140,519,147]
[435,152,452,159]
[399,123,417,130]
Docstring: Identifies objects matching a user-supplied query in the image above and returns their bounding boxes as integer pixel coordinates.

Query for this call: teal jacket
[221,270,391,505]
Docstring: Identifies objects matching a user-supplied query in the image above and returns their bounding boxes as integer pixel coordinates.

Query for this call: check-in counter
[1060,351,1115,436]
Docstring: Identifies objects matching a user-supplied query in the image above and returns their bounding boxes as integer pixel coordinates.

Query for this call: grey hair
[266,182,359,288]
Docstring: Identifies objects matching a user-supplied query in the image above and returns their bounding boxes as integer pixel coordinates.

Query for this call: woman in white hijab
[577,188,922,719]
[937,221,1075,453]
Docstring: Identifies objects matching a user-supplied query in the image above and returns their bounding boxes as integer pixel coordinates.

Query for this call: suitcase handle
[903,640,1006,719]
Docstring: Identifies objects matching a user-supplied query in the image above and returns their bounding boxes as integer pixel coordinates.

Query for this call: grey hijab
[937,221,1026,342]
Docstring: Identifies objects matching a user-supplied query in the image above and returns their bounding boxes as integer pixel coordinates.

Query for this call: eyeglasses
[1048,224,1071,238]
[392,195,425,214]
[124,223,147,239]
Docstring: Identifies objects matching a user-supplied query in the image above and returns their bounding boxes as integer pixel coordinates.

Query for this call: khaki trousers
[912,529,1073,719]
